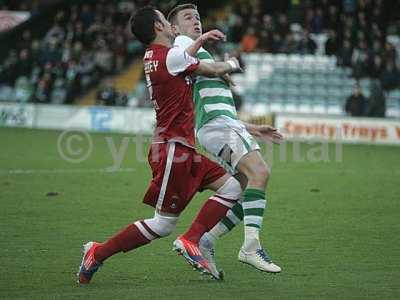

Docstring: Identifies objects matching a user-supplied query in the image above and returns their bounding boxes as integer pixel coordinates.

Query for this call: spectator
[33,77,51,103]
[303,8,314,32]
[71,41,83,62]
[325,5,340,31]
[71,22,87,45]
[229,15,244,43]
[96,80,117,106]
[345,84,367,116]
[44,19,65,45]
[61,41,72,63]
[368,55,384,79]
[14,76,33,103]
[65,60,80,102]
[271,33,283,54]
[325,30,339,56]
[343,0,357,14]
[2,50,18,85]
[50,77,67,104]
[276,13,290,37]
[366,80,386,117]
[95,42,114,75]
[40,38,62,65]
[338,40,353,67]
[115,92,128,106]
[371,40,383,58]
[240,27,258,53]
[30,39,41,62]
[297,29,317,54]
[15,49,33,79]
[114,35,127,72]
[18,30,33,50]
[351,40,370,78]
[280,33,296,54]
[257,30,271,52]
[261,14,274,32]
[77,51,96,90]
[311,8,324,33]
[81,4,95,28]
[380,61,400,91]
[383,42,397,64]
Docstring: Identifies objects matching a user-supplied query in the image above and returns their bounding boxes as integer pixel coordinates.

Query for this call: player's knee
[144,212,178,238]
[215,176,242,201]
[247,163,270,186]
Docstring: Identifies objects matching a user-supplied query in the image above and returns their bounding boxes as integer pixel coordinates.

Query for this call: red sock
[94,223,151,262]
[182,197,231,243]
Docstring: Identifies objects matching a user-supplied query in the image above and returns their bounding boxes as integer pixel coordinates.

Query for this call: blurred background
[0,0,399,142]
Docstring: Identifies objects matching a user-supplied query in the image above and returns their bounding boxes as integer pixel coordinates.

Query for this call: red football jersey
[143,44,199,147]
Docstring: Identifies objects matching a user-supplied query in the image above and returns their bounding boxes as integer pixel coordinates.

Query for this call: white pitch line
[0,168,136,175]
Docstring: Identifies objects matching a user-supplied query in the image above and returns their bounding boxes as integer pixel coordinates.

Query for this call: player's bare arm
[221,54,237,86]
[244,123,284,144]
[184,29,237,78]
[195,56,242,77]
[185,29,226,56]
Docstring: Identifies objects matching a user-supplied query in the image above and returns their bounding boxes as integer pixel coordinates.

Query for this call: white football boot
[238,248,281,273]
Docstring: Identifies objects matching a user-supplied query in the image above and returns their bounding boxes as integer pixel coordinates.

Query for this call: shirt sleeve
[173,35,195,49]
[174,34,207,59]
[166,46,199,76]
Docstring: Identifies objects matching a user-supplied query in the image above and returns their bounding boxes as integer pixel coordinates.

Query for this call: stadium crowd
[206,0,399,90]
[0,0,143,104]
[0,0,399,106]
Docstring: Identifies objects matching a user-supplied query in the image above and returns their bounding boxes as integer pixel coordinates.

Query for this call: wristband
[227,59,237,70]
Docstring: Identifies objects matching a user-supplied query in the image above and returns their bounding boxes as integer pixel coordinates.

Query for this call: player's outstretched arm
[221,54,236,86]
[185,29,226,57]
[244,122,284,144]
[194,57,242,77]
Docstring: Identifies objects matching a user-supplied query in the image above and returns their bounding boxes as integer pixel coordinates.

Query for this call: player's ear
[154,20,164,33]
[171,24,180,36]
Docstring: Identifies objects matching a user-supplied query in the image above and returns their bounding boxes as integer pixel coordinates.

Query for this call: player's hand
[224,56,243,73]
[253,125,284,144]
[221,54,236,86]
[221,74,236,86]
[201,29,226,43]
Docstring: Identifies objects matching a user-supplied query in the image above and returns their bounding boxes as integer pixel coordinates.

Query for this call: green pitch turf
[0,127,399,299]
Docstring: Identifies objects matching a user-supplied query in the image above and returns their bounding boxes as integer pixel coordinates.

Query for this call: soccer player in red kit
[77,6,243,283]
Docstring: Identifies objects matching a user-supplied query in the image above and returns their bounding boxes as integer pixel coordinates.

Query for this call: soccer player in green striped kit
[168,4,283,274]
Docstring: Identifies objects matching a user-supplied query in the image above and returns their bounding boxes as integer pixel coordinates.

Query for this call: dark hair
[130,6,161,45]
[167,3,197,24]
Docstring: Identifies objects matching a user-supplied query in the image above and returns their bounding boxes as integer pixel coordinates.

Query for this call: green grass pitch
[0,127,399,299]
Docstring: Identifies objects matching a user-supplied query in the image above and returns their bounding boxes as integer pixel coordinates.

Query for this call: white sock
[209,222,230,240]
[242,226,261,252]
[199,232,215,249]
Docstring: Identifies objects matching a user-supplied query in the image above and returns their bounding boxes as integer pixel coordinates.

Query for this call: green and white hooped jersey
[173,35,238,130]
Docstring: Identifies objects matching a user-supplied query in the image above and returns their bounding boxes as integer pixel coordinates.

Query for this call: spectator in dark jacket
[338,40,353,67]
[325,30,339,55]
[345,84,367,116]
[366,80,385,117]
[380,61,399,91]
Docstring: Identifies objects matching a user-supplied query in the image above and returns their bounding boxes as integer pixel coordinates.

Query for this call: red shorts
[143,142,226,214]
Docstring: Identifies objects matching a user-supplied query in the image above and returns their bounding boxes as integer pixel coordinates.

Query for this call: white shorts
[197,116,260,174]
